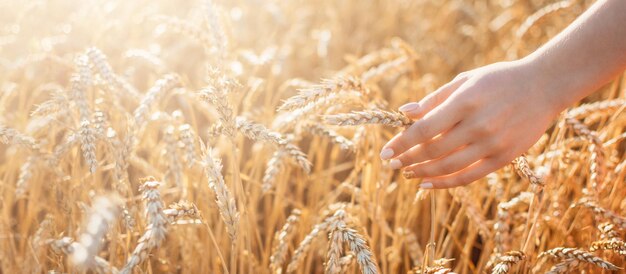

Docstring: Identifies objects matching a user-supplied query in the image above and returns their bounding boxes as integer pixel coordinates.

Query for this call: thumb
[399,73,470,119]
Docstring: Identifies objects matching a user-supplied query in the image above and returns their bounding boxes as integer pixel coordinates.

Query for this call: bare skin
[380,0,626,189]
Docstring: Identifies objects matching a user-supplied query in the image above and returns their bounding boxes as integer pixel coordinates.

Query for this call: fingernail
[389,159,402,169]
[398,102,419,113]
[420,182,433,189]
[380,148,394,160]
[403,170,416,179]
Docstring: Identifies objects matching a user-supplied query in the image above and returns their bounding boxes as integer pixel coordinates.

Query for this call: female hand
[380,60,561,189]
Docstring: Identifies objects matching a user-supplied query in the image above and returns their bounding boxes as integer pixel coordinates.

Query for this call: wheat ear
[567,98,626,119]
[576,201,626,229]
[278,77,366,112]
[361,56,412,83]
[164,125,183,195]
[338,47,403,76]
[491,251,525,274]
[566,117,604,189]
[133,74,180,130]
[48,236,119,274]
[396,228,423,267]
[0,124,39,150]
[287,213,338,273]
[545,259,580,274]
[303,123,354,151]
[516,0,574,39]
[493,192,532,254]
[262,150,286,193]
[598,222,620,240]
[270,209,302,273]
[202,147,239,241]
[236,116,312,173]
[71,196,121,270]
[15,156,36,198]
[177,124,198,167]
[198,87,236,138]
[31,88,68,117]
[163,201,200,223]
[121,178,168,274]
[203,0,228,55]
[326,209,379,274]
[512,155,544,186]
[539,247,619,271]
[86,47,141,100]
[152,16,213,50]
[325,109,411,127]
[79,119,98,173]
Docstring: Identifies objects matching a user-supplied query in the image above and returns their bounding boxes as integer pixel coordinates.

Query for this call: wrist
[519,54,582,117]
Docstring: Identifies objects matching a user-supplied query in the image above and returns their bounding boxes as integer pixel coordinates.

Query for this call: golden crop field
[0,0,625,273]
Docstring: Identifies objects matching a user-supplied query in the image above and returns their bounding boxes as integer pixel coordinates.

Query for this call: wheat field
[0,0,625,273]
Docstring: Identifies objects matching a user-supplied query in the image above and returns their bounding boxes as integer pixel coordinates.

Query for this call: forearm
[524,0,626,112]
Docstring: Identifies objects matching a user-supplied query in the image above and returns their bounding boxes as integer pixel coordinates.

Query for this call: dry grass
[0,0,625,273]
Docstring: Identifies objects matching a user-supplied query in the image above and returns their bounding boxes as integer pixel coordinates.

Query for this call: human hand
[380,60,562,189]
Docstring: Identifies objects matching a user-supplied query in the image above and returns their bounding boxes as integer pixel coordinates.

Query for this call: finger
[399,73,470,120]
[381,97,467,160]
[418,157,507,189]
[402,144,487,178]
[390,122,468,169]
